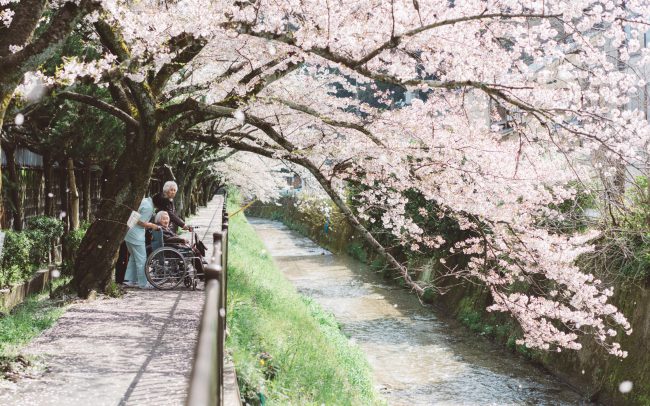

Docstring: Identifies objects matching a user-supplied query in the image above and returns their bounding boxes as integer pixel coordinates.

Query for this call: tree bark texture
[58,158,69,232]
[43,151,54,217]
[83,161,92,222]
[5,145,23,231]
[72,133,159,297]
[67,158,80,230]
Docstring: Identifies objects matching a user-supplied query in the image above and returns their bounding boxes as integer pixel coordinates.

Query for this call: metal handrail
[186,278,221,406]
[187,195,229,406]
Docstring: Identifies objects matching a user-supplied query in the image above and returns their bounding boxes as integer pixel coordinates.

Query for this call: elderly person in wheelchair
[154,211,188,246]
[144,211,205,290]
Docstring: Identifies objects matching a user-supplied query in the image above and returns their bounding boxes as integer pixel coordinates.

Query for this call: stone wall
[0,269,50,313]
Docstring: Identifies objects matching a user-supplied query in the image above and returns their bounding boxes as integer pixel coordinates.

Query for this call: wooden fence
[0,147,217,230]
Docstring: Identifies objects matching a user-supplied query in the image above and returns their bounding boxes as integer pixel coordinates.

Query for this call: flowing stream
[249,218,588,406]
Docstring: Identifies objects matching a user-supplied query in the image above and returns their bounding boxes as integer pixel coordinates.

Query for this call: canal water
[249,218,588,406]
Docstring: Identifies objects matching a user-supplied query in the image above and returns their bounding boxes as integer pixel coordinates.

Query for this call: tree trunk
[174,166,187,218]
[72,135,159,297]
[0,88,13,226]
[187,169,201,214]
[100,162,111,197]
[5,144,23,231]
[67,158,80,230]
[59,158,70,232]
[82,160,92,222]
[43,151,55,217]
[183,170,197,217]
[200,179,210,206]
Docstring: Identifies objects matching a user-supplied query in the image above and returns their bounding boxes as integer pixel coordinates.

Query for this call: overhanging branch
[58,91,139,128]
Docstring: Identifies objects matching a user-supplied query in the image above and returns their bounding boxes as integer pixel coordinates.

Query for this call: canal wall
[246,197,650,405]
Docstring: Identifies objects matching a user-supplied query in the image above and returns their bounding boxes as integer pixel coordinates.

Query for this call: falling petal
[233,110,245,125]
[619,381,633,393]
[14,114,24,126]
[24,75,47,103]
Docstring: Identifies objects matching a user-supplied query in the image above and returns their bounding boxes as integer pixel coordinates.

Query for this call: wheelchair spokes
[145,247,187,290]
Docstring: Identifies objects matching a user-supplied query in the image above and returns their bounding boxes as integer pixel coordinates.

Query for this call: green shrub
[61,224,89,276]
[0,231,34,288]
[346,241,367,263]
[25,216,65,266]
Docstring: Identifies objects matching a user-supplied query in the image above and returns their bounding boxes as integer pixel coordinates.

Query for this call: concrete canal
[249,218,587,405]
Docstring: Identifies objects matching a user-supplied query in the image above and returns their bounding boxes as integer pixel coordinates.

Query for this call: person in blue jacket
[123,196,160,289]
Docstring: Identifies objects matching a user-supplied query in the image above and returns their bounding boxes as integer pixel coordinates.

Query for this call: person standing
[124,196,159,289]
[153,181,191,233]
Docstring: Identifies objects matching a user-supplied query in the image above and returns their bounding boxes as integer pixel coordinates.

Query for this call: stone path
[0,197,233,406]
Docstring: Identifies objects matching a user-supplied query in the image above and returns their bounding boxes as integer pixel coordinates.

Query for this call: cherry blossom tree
[0,0,99,220]
[20,0,650,356]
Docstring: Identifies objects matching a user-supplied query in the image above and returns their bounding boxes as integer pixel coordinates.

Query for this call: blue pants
[124,241,147,288]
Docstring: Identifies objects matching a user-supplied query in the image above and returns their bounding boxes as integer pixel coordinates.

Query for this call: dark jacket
[153,192,185,233]
[160,225,186,245]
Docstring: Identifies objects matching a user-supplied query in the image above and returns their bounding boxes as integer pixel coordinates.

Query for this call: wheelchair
[144,226,207,290]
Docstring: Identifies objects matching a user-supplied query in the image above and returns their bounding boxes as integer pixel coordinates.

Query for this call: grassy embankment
[226,203,382,405]
[0,278,69,375]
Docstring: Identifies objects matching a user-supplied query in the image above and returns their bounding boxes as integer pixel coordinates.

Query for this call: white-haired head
[155,211,170,224]
[162,181,178,198]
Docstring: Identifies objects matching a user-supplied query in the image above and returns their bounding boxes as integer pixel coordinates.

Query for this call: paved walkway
[0,197,229,406]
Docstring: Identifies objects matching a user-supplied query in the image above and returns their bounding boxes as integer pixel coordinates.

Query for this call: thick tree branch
[225,14,562,110]
[150,36,208,97]
[220,53,302,108]
[94,19,157,125]
[0,0,100,75]
[226,12,560,69]
[0,0,46,59]
[162,61,247,102]
[107,82,135,117]
[354,12,561,67]
[58,91,139,128]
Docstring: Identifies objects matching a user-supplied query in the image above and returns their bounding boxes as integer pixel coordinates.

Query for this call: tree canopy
[4,0,650,357]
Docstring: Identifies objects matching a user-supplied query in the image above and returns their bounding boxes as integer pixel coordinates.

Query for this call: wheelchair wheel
[145,247,187,290]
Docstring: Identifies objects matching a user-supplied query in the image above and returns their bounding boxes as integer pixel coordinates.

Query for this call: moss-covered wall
[246,197,650,405]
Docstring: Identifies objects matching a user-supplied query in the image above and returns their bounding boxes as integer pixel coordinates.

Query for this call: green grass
[0,278,69,358]
[226,203,383,405]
